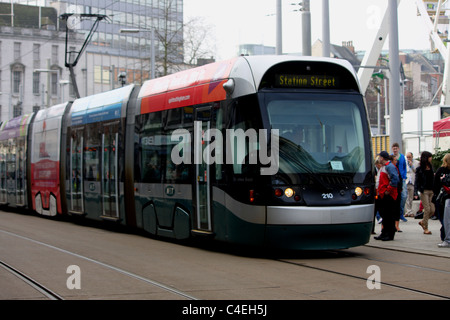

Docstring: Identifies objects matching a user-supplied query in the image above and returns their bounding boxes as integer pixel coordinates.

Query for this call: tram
[0,56,375,250]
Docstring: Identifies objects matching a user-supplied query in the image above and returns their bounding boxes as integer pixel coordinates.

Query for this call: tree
[183,16,216,66]
[155,0,184,76]
[134,0,216,78]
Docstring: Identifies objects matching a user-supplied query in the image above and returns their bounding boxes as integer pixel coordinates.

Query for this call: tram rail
[0,259,64,300]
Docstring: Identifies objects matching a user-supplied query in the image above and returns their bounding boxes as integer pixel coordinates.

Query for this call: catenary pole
[388,0,402,150]
[322,0,330,57]
[276,0,282,55]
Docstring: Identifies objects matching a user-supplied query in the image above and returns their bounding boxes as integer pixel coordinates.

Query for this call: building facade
[0,3,84,121]
[0,0,183,121]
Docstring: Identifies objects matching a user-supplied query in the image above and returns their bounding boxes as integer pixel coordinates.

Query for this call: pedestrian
[372,157,383,234]
[391,154,403,232]
[414,151,435,235]
[433,153,450,242]
[439,198,450,248]
[392,143,408,222]
[374,151,399,241]
[405,152,419,217]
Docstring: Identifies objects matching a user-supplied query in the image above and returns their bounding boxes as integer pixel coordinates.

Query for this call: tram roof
[68,84,135,126]
[138,55,361,114]
[0,113,34,140]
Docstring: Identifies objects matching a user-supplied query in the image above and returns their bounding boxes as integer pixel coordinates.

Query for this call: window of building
[33,72,40,95]
[33,44,40,64]
[14,42,21,61]
[51,72,58,95]
[52,45,58,64]
[13,105,22,118]
[13,71,22,94]
[94,66,110,84]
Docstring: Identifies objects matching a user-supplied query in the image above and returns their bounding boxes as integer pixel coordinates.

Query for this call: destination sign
[276,74,339,89]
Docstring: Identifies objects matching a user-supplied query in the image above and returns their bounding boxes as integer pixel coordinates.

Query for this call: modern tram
[0,55,375,250]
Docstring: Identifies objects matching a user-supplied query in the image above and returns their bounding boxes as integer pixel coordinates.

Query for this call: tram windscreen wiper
[278,138,332,191]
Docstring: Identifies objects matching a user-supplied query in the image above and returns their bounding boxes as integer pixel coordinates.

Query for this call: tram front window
[264,93,368,178]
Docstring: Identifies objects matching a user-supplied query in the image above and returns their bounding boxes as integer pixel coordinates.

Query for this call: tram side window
[7,139,16,181]
[164,107,191,184]
[85,123,101,181]
[16,137,25,189]
[33,129,58,162]
[0,142,6,199]
[228,95,263,176]
[137,112,163,183]
[136,108,192,184]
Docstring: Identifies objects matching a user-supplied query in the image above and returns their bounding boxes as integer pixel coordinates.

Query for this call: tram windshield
[263,93,368,176]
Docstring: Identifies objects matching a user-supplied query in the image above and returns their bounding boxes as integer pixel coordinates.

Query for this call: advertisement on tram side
[30,103,67,216]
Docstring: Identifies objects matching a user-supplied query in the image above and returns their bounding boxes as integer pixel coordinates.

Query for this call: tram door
[6,139,16,205]
[0,142,7,203]
[69,129,84,214]
[194,107,212,232]
[101,123,119,219]
[15,137,26,206]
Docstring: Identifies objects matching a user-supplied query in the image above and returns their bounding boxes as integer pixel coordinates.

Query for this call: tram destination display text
[276,74,338,88]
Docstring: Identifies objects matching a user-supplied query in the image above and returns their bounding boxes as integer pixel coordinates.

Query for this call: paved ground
[370,201,450,258]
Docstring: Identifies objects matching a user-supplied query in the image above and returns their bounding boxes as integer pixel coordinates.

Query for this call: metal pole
[276,0,282,55]
[302,0,311,56]
[377,91,381,134]
[151,28,155,79]
[384,78,388,134]
[322,0,330,57]
[46,59,51,108]
[388,0,402,150]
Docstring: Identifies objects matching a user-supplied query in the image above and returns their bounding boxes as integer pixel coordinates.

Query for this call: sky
[184,0,433,61]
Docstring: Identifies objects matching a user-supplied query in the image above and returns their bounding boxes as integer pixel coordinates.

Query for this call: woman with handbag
[415,151,435,235]
[434,153,450,247]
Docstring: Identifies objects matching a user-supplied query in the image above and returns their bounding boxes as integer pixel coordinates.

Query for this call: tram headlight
[354,187,363,197]
[284,188,295,198]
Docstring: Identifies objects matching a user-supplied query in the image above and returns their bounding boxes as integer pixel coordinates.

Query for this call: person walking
[372,157,383,234]
[433,153,450,242]
[439,198,450,248]
[405,152,419,217]
[392,143,407,222]
[391,155,403,232]
[415,151,435,235]
[374,151,399,241]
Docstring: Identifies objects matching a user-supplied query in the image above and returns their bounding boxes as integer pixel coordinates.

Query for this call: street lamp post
[59,80,70,103]
[120,28,155,79]
[291,1,311,56]
[322,0,330,57]
[276,0,282,55]
[34,59,59,108]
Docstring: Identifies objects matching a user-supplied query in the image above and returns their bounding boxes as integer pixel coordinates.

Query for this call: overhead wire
[0,0,121,74]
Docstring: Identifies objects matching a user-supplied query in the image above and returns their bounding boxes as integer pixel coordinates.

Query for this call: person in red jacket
[375,151,400,241]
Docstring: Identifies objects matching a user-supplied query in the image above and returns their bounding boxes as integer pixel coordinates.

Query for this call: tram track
[275,247,450,300]
[0,229,198,300]
[2,211,450,300]
[0,259,64,300]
